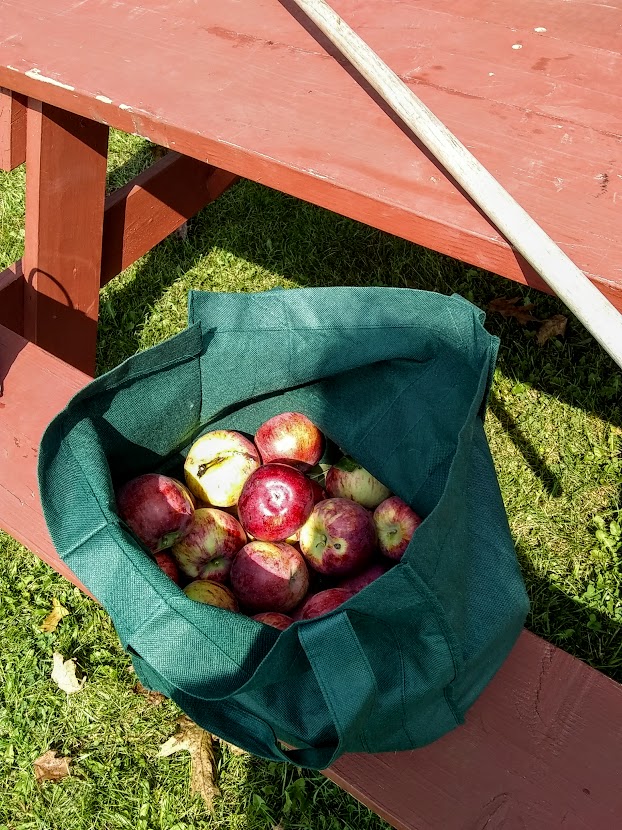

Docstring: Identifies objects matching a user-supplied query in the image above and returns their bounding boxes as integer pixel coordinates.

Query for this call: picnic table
[1,2,622,828]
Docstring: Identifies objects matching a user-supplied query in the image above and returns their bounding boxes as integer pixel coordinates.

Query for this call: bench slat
[0,324,92,594]
[1,322,621,829]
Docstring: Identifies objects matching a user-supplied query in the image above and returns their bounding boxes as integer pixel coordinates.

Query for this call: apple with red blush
[252,612,293,630]
[230,540,309,612]
[298,498,376,576]
[255,412,323,471]
[153,551,182,585]
[299,588,352,619]
[183,579,239,611]
[325,456,391,509]
[172,507,246,582]
[374,496,422,561]
[116,473,195,552]
[238,464,315,542]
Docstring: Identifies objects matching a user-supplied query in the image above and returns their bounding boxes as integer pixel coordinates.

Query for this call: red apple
[255,412,324,471]
[374,496,422,560]
[337,561,389,595]
[184,430,261,507]
[309,478,327,504]
[183,579,239,611]
[174,478,197,507]
[298,498,376,575]
[299,588,352,620]
[153,550,182,585]
[116,473,195,552]
[238,464,315,542]
[230,540,309,612]
[325,456,391,509]
[252,612,293,630]
[171,507,246,582]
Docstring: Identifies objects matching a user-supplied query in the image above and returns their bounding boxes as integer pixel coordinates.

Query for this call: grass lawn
[0,131,620,830]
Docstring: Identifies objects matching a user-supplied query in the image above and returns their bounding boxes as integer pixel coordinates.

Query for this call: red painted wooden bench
[1,2,622,827]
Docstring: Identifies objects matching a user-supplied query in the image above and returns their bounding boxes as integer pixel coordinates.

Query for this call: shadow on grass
[99,178,621,423]
[489,390,563,497]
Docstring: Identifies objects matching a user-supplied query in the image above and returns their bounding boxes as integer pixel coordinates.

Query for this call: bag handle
[129,609,378,769]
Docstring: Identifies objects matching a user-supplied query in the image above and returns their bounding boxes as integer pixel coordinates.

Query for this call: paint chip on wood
[512,44,523,50]
[534,27,547,33]
[95,95,113,104]
[25,68,74,91]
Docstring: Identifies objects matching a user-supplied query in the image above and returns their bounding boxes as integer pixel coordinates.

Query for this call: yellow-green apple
[153,551,182,585]
[251,612,293,630]
[374,496,422,560]
[299,588,352,619]
[254,412,324,470]
[230,540,309,612]
[325,457,391,509]
[337,561,389,595]
[298,498,376,575]
[172,507,246,582]
[183,579,239,611]
[184,430,260,507]
[238,463,315,542]
[116,473,195,552]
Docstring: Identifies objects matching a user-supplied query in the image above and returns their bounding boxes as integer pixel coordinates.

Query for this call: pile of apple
[116,413,422,630]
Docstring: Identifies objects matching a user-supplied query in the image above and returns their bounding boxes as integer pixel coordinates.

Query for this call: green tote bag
[38,287,529,769]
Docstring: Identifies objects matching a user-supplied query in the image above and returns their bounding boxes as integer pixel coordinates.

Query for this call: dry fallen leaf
[33,750,71,784]
[51,652,86,694]
[487,297,539,326]
[536,314,568,345]
[158,717,220,811]
[134,682,166,705]
[40,598,69,633]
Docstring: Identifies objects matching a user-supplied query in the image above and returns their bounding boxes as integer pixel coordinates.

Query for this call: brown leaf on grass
[158,717,220,811]
[134,682,166,706]
[536,314,568,345]
[33,750,71,784]
[40,598,69,633]
[51,652,86,694]
[487,297,539,325]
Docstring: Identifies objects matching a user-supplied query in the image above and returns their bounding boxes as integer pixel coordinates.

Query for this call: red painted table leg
[22,100,108,375]
[0,87,26,171]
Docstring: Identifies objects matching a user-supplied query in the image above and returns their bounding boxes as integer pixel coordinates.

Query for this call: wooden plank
[327,630,622,829]
[102,153,238,285]
[0,86,26,170]
[0,324,93,596]
[22,99,108,375]
[1,322,621,829]
[0,2,621,309]
[0,260,23,333]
